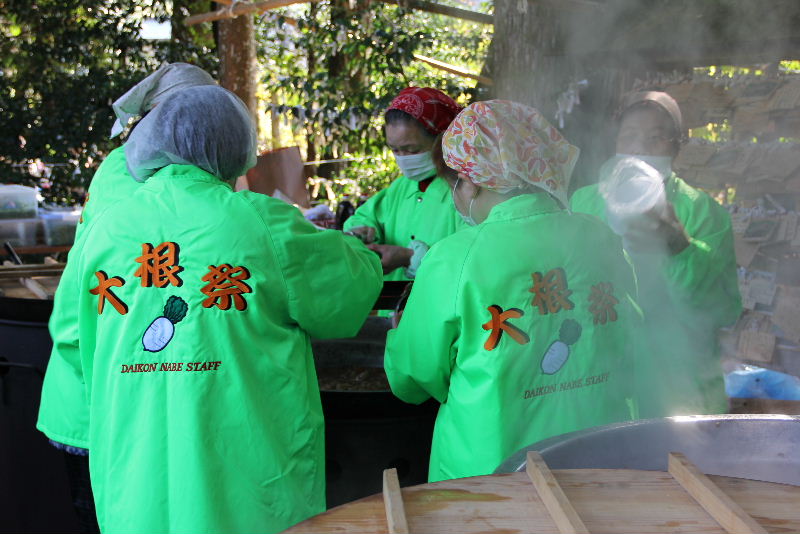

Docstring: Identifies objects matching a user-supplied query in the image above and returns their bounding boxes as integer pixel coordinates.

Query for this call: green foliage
[689,120,731,143]
[259,2,426,157]
[257,0,492,205]
[0,0,217,205]
[698,65,764,77]
[0,0,489,207]
[781,60,800,73]
[411,2,493,89]
[307,149,398,203]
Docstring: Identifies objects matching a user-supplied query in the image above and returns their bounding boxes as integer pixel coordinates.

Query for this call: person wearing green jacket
[39,62,217,532]
[385,100,640,482]
[38,86,383,533]
[344,87,466,280]
[78,62,217,238]
[570,91,741,417]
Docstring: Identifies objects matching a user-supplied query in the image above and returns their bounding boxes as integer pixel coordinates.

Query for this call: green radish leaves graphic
[540,319,582,375]
[142,296,188,353]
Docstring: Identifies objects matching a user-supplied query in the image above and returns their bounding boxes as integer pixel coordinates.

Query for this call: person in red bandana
[344,87,467,280]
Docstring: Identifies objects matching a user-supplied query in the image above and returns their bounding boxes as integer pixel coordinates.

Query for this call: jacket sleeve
[666,189,742,328]
[384,244,461,404]
[37,236,90,448]
[76,145,127,242]
[569,184,607,220]
[342,187,389,244]
[254,196,383,339]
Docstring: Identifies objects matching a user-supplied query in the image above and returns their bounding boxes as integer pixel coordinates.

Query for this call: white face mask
[395,151,437,182]
[616,153,672,181]
[452,177,478,226]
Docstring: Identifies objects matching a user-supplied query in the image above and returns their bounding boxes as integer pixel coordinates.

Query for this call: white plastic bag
[599,155,669,238]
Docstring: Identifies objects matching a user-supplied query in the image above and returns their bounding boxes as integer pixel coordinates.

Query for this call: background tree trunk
[492,1,566,116]
[491,0,628,191]
[218,13,259,134]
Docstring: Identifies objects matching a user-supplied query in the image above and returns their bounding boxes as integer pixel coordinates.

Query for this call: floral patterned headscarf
[442,100,579,206]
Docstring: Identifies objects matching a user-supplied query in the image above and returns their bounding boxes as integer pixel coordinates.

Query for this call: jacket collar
[483,192,562,223]
[148,164,233,190]
[403,174,448,199]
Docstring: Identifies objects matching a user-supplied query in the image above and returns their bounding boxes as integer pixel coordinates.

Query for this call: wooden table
[284,461,800,533]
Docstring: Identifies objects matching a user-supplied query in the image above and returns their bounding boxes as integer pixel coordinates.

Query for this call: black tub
[0,296,81,533]
[3,286,434,522]
[312,316,437,508]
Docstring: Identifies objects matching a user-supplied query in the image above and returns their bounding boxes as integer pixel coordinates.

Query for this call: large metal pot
[312,316,437,508]
[495,414,800,486]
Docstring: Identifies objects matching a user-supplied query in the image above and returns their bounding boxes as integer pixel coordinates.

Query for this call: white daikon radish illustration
[540,319,582,375]
[142,296,188,353]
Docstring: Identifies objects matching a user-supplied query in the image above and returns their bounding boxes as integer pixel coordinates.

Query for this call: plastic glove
[344,226,376,244]
[403,240,430,278]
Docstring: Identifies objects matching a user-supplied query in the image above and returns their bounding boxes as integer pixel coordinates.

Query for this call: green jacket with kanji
[37,164,383,533]
[343,174,466,280]
[384,194,639,482]
[570,174,741,417]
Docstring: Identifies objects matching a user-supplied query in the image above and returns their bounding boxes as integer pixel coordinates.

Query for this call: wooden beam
[382,468,410,534]
[0,270,63,280]
[378,0,493,25]
[526,451,589,534]
[279,14,299,26]
[194,0,491,26]
[0,263,65,279]
[2,245,71,256]
[0,261,54,299]
[668,452,768,534]
[215,0,299,23]
[536,0,604,11]
[413,54,493,85]
[185,0,316,26]
[549,37,800,70]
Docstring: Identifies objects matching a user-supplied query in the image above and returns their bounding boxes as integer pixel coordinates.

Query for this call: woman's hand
[658,203,691,255]
[344,226,376,244]
[368,244,413,274]
[624,203,689,255]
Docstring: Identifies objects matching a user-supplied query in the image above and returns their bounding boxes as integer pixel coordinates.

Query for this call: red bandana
[387,87,463,136]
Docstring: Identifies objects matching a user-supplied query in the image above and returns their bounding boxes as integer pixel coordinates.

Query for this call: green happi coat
[343,175,466,280]
[570,174,741,417]
[38,164,382,533]
[78,145,140,239]
[39,146,142,453]
[384,193,639,482]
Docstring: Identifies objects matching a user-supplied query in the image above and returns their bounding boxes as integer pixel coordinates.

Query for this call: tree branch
[376,0,493,25]
[185,0,317,26]
[413,54,493,85]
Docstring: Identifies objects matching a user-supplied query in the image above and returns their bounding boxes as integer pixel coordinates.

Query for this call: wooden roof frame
[186,0,493,27]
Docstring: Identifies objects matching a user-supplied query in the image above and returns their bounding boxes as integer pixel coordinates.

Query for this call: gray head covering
[124,85,257,183]
[619,91,685,140]
[111,62,216,138]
